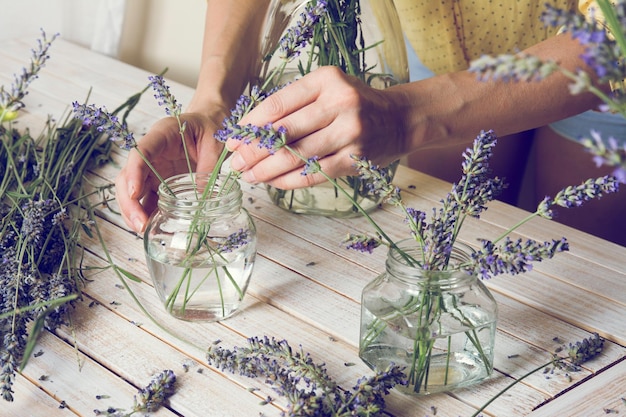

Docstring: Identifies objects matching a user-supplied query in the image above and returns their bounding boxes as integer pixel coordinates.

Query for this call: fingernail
[224,140,236,153]
[128,181,138,199]
[241,170,257,184]
[131,215,144,233]
[230,152,244,171]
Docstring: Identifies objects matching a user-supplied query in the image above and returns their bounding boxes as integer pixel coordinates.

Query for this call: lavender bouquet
[0,31,147,401]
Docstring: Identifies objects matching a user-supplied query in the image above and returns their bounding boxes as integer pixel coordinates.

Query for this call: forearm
[188,0,271,115]
[395,33,607,150]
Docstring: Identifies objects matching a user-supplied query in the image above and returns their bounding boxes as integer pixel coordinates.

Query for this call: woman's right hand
[114,111,225,233]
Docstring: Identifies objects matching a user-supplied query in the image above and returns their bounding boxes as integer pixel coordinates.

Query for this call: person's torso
[394,0,579,74]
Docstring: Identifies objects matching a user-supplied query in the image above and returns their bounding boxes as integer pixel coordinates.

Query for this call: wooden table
[2,37,625,417]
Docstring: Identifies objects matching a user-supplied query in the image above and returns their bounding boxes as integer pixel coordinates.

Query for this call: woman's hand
[115,111,225,233]
[225,66,407,189]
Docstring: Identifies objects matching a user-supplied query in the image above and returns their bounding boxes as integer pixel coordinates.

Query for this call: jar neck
[157,173,242,219]
[386,239,475,288]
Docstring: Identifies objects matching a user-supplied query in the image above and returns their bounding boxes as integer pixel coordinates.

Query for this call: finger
[234,112,357,184]
[115,164,150,233]
[224,74,325,153]
[228,98,342,174]
[265,152,358,190]
[196,133,226,174]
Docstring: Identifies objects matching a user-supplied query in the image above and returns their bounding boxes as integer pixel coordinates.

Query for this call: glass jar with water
[359,240,498,394]
[144,173,256,321]
[256,0,409,217]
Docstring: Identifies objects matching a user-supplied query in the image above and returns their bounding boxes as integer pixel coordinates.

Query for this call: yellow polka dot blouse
[394,0,607,75]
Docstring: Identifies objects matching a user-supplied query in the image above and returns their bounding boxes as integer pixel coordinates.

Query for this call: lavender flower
[149,75,182,116]
[0,30,58,114]
[214,85,289,154]
[1,329,27,401]
[343,233,382,253]
[469,53,559,83]
[72,102,136,150]
[452,130,506,218]
[133,369,176,413]
[206,336,404,417]
[556,332,605,371]
[467,237,569,279]
[301,156,321,175]
[94,370,176,416]
[351,155,401,205]
[536,175,620,219]
[581,130,626,183]
[541,3,626,83]
[279,0,328,60]
[217,229,250,253]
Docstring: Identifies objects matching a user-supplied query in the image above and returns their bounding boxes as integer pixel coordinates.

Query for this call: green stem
[470,360,553,417]
[596,0,626,56]
[91,208,200,348]
[283,144,417,265]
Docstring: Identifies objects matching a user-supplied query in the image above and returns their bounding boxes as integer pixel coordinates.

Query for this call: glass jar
[359,240,498,395]
[257,0,408,217]
[144,173,257,321]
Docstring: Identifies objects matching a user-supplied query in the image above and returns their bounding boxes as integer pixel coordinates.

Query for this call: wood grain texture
[2,38,625,417]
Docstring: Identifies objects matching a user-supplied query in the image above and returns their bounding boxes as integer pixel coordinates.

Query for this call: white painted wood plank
[528,359,626,417]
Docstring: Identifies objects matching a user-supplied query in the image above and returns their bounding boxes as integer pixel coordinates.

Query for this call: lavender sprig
[0,29,58,116]
[342,233,382,253]
[279,0,328,60]
[537,175,620,219]
[468,237,569,279]
[471,333,604,417]
[581,130,626,183]
[94,370,176,416]
[72,99,170,190]
[148,75,182,117]
[350,157,401,205]
[206,336,405,417]
[217,229,250,253]
[72,102,137,150]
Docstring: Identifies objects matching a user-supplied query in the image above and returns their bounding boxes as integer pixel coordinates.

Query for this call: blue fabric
[548,110,626,145]
[405,36,434,82]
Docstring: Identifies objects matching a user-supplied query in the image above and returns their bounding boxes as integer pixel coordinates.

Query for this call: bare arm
[225,32,608,189]
[115,0,270,232]
[397,33,606,152]
[188,0,271,115]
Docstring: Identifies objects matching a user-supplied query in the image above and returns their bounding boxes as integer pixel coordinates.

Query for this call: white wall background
[0,0,206,87]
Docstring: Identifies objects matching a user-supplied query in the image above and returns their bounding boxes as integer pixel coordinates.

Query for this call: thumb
[195,139,227,174]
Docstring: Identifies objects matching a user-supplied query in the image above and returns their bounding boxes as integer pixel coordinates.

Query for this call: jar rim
[157,172,242,216]
[387,238,475,285]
